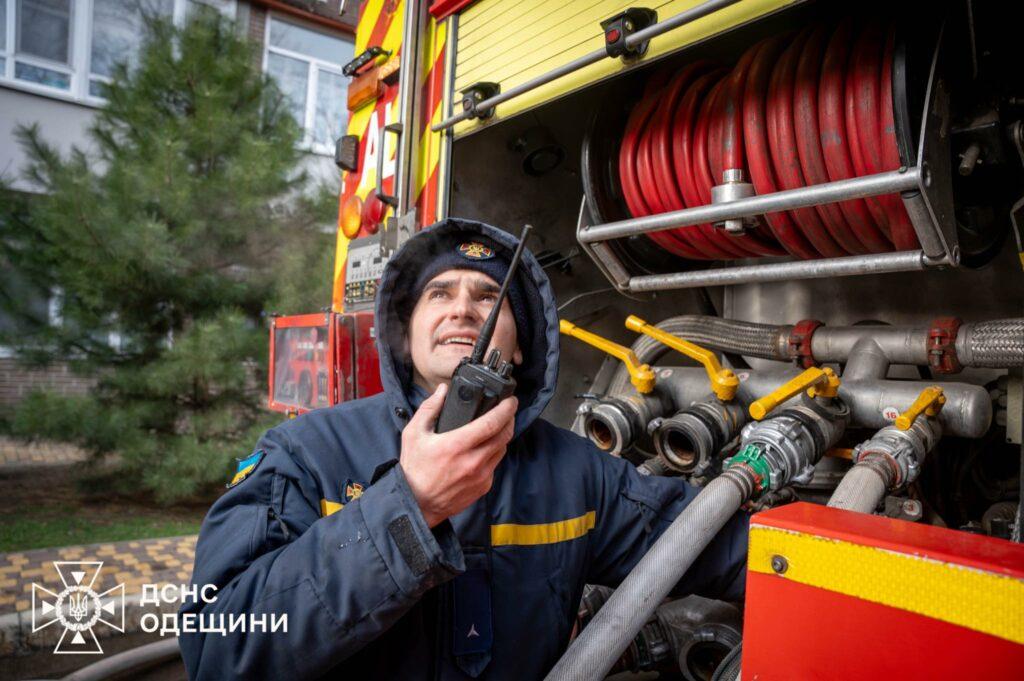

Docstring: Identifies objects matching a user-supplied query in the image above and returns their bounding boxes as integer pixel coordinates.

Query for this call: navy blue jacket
[179,219,749,680]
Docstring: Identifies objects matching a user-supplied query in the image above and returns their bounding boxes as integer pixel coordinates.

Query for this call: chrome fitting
[710,169,756,234]
[736,400,848,492]
[654,401,746,474]
[852,418,941,488]
[584,394,662,456]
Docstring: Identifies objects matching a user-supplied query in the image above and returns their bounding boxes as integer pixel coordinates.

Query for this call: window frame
[262,12,352,157]
[0,0,235,106]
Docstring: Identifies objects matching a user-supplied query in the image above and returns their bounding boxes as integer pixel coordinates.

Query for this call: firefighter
[179,218,749,680]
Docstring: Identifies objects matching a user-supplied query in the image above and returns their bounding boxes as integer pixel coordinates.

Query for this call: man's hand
[400,383,517,528]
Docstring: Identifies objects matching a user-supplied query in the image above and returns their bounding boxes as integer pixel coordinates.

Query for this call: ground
[0,463,209,553]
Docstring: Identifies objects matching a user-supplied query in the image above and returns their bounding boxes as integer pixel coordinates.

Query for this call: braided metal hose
[544,467,757,681]
[605,317,1023,400]
[958,319,1024,368]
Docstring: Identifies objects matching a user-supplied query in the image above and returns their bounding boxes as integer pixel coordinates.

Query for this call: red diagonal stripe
[418,44,446,136]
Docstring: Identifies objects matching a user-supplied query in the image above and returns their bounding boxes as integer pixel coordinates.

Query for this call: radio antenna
[469,224,532,364]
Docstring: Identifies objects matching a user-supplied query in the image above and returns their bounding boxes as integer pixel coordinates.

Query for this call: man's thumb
[415,383,447,423]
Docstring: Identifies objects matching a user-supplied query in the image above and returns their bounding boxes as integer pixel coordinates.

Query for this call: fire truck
[267,0,1024,678]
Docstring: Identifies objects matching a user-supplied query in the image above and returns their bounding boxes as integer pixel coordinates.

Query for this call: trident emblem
[31,562,125,654]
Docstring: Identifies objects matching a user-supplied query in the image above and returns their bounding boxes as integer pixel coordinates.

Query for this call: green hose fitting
[726,444,771,496]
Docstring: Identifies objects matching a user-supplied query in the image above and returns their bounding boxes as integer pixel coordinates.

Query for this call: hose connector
[560,319,656,393]
[749,367,840,421]
[580,395,662,456]
[732,397,849,497]
[625,315,739,401]
[654,401,746,474]
[711,169,756,234]
[725,443,773,495]
[895,386,945,431]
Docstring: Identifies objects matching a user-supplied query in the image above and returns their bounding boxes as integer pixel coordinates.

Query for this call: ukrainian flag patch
[228,450,265,488]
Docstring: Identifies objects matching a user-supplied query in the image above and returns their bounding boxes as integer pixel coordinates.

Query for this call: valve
[748,367,841,421]
[560,319,656,394]
[894,386,946,431]
[624,315,739,402]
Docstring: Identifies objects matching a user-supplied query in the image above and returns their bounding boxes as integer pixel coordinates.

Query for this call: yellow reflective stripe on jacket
[491,511,596,547]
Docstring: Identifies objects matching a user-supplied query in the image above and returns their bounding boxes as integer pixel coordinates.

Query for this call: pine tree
[0,10,336,502]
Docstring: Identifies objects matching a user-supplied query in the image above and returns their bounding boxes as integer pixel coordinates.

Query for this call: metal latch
[600,8,657,59]
[343,46,392,77]
[460,82,501,122]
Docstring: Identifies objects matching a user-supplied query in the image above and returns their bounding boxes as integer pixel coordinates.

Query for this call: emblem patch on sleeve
[228,450,265,488]
[343,479,365,503]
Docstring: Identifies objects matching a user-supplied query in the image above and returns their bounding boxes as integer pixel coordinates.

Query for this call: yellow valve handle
[624,315,739,402]
[749,367,841,421]
[559,319,656,394]
[895,386,946,430]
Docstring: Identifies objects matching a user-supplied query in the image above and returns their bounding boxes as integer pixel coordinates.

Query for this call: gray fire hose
[58,638,180,681]
[543,467,757,681]
[827,459,893,514]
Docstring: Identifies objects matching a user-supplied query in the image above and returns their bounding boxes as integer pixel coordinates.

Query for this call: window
[0,0,234,102]
[14,0,73,90]
[264,16,353,155]
[89,0,172,97]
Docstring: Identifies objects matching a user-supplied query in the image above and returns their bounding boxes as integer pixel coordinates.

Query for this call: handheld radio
[434,225,532,433]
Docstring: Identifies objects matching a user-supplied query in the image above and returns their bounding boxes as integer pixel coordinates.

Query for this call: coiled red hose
[617,21,919,260]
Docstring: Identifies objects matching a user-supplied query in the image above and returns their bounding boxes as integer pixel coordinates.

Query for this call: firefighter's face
[408,269,522,393]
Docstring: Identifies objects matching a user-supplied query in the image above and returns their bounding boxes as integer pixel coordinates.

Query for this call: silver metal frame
[437,13,459,219]
[430,0,743,132]
[395,0,428,216]
[576,23,959,293]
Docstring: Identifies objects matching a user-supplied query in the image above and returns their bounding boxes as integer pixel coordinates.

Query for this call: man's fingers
[450,396,518,447]
[408,383,448,429]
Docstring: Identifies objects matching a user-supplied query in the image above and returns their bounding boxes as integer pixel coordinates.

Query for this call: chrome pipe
[841,338,892,381]
[653,368,991,439]
[579,169,921,243]
[628,251,937,292]
[623,0,743,48]
[813,326,931,366]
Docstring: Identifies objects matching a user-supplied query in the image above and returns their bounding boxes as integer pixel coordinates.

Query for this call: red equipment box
[741,502,1024,680]
[268,312,382,415]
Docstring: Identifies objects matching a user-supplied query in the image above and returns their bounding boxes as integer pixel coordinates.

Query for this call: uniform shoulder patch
[343,479,366,503]
[458,242,495,260]
[228,450,265,488]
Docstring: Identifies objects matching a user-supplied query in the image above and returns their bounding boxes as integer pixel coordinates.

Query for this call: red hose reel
[618,21,920,260]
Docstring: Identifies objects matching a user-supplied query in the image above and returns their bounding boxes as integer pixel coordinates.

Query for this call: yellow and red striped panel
[332,0,406,311]
[742,502,1024,679]
[414,17,448,227]
[331,0,451,311]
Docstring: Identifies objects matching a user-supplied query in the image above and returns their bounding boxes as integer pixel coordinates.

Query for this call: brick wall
[249,2,268,43]
[0,358,96,408]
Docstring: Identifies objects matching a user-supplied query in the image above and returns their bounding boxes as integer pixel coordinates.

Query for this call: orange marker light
[340,194,363,238]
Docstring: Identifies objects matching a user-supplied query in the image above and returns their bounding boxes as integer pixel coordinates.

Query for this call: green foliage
[0,11,336,502]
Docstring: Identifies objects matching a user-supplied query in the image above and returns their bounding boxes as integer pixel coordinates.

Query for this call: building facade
[0,0,355,407]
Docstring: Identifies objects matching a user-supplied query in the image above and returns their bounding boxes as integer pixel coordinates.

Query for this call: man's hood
[374,218,560,436]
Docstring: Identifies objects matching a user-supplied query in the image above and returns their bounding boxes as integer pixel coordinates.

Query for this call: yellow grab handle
[895,386,946,430]
[624,315,739,402]
[749,366,841,421]
[559,319,656,394]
